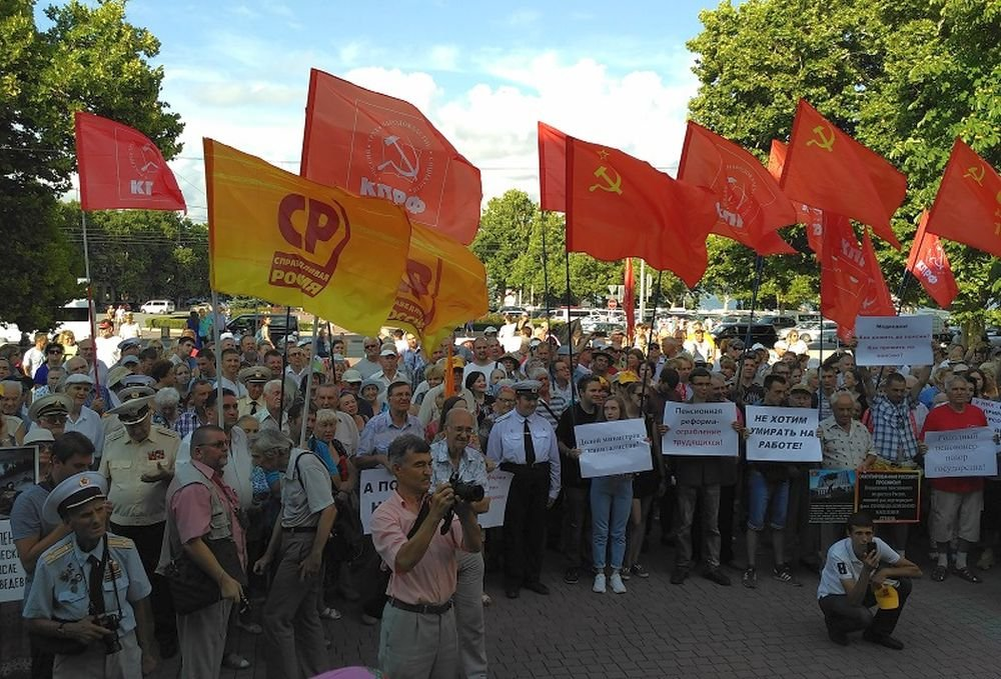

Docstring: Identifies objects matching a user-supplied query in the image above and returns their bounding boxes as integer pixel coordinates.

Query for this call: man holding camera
[371,434,483,679]
[429,408,491,679]
[817,512,922,649]
[23,471,158,678]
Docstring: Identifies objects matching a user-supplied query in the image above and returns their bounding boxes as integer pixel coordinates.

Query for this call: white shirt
[95,334,121,368]
[462,361,496,387]
[218,376,248,399]
[22,347,45,378]
[176,426,254,510]
[817,536,900,599]
[119,322,142,340]
[66,406,105,457]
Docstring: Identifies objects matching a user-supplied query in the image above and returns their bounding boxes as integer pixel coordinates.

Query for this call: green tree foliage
[57,202,208,305]
[687,0,1000,333]
[0,0,183,331]
[471,190,692,309]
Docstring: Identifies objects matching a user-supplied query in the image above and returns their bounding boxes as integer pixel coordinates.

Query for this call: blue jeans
[746,469,789,531]
[590,475,633,570]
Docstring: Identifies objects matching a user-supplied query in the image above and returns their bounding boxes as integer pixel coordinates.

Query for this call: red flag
[768,139,824,255]
[924,138,1001,258]
[624,258,635,340]
[538,121,567,212]
[820,214,867,338]
[906,210,958,309]
[565,136,717,289]
[677,122,796,255]
[300,68,481,245]
[74,111,186,212]
[859,228,896,317]
[780,100,905,248]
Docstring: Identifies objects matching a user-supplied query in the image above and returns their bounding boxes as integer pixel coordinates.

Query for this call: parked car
[711,323,779,349]
[140,300,175,314]
[496,306,529,318]
[758,314,799,338]
[227,313,299,348]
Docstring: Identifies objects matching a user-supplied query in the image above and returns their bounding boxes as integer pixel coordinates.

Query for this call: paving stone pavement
[153,539,1001,679]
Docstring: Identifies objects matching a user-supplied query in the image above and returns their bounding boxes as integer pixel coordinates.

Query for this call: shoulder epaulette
[42,541,73,565]
[107,535,134,550]
[106,427,127,441]
[495,410,515,423]
[153,426,180,439]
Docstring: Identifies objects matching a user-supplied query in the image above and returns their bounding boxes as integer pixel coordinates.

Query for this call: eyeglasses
[41,415,68,423]
[364,344,378,349]
[47,349,63,355]
[497,397,516,404]
[198,440,229,449]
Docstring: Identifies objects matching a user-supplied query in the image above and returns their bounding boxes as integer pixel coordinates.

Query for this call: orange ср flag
[924,138,1001,259]
[386,222,488,352]
[565,136,717,289]
[205,139,411,336]
[74,111,186,212]
[819,214,868,339]
[677,122,796,256]
[906,210,959,309]
[538,121,568,212]
[623,258,635,340]
[769,139,824,255]
[300,68,481,245]
[858,228,896,317]
[780,100,905,249]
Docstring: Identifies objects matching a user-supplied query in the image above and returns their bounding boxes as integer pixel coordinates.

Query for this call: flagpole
[637,268,662,419]
[300,315,319,445]
[540,212,552,339]
[734,255,764,403]
[277,305,292,435]
[211,290,224,425]
[81,211,100,392]
[563,243,576,415]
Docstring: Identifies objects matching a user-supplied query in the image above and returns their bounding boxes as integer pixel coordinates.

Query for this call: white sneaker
[609,571,627,594]
[592,573,606,593]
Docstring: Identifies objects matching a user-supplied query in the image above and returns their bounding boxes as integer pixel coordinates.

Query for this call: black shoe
[563,567,580,584]
[863,630,904,650]
[523,580,550,595]
[827,622,849,646]
[670,567,689,585]
[703,567,732,586]
[505,586,520,599]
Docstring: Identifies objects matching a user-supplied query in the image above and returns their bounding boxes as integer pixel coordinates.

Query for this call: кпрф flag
[906,210,958,309]
[300,68,481,245]
[74,111,186,212]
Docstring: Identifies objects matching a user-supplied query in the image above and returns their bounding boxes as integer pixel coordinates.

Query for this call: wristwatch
[57,622,67,635]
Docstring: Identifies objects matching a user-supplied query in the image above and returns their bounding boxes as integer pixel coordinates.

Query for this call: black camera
[94,612,122,655]
[865,541,878,556]
[449,474,485,503]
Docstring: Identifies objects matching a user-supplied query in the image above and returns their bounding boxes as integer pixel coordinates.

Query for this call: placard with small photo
[0,446,39,520]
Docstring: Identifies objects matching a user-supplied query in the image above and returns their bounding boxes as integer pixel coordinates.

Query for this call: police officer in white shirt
[486,380,560,599]
[817,512,922,649]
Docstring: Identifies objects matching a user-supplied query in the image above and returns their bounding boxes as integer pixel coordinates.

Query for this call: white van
[140,300,175,314]
[54,299,94,340]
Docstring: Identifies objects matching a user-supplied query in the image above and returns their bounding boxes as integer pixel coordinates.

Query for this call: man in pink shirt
[158,425,246,679]
[371,434,483,679]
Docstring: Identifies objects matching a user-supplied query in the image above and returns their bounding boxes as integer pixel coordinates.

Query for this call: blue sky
[57,1,725,220]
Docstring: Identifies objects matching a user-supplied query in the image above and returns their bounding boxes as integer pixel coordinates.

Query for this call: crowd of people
[2,310,1001,677]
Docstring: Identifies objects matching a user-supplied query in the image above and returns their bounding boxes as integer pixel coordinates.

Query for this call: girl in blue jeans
[590,396,636,593]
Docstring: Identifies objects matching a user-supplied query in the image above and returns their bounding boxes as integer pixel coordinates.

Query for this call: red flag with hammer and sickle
[923,138,1001,259]
[819,214,868,339]
[768,139,824,255]
[538,121,568,212]
[858,228,896,317]
[780,100,905,249]
[300,69,481,245]
[906,210,959,309]
[677,122,797,255]
[564,136,718,289]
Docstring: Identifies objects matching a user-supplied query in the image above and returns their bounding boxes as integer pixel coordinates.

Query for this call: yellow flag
[387,222,488,352]
[205,139,412,336]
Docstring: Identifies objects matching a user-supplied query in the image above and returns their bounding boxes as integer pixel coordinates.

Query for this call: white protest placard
[745,406,821,462]
[853,315,933,366]
[973,398,1001,437]
[359,467,511,534]
[0,519,27,603]
[924,427,998,478]
[662,402,738,457]
[574,419,652,478]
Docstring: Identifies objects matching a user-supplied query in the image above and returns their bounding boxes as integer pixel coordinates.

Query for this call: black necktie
[523,419,536,465]
[88,555,106,615]
[250,401,258,415]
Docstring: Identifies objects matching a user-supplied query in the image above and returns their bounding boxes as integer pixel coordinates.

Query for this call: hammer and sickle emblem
[589,166,623,195]
[806,125,835,152]
[964,165,985,186]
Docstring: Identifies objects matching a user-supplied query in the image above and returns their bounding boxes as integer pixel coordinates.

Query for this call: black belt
[500,461,550,473]
[282,526,317,533]
[388,597,453,615]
